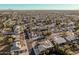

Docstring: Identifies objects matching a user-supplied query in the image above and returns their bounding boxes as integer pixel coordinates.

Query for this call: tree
[65,49,74,55]
[60,32,68,41]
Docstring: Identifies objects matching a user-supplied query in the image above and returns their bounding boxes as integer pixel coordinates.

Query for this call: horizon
[0,4,79,10]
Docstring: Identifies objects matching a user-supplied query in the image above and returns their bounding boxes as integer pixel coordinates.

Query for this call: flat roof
[54,36,66,44]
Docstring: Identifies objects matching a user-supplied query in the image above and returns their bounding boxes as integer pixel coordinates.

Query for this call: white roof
[33,40,53,54]
[66,36,75,41]
[54,36,66,44]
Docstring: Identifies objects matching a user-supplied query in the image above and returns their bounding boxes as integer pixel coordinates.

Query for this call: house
[53,36,66,44]
[32,40,53,55]
[14,25,24,34]
[66,32,76,41]
[10,37,28,55]
[66,35,75,41]
[10,41,21,55]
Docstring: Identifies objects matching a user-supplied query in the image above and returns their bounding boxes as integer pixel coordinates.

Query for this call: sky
[0,4,79,10]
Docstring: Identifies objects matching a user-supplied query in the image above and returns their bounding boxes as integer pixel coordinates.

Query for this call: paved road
[22,33,29,55]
